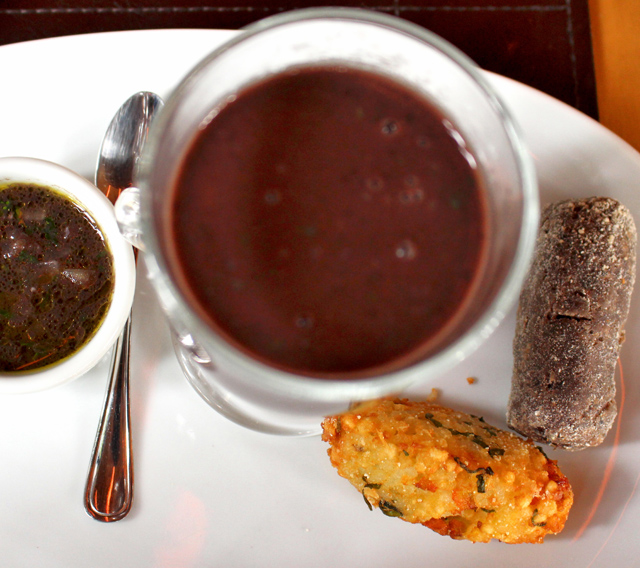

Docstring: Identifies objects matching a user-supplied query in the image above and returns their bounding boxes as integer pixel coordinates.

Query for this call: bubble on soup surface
[295,314,315,329]
[380,118,400,135]
[404,174,419,187]
[395,239,418,261]
[399,188,424,205]
[264,189,282,205]
[365,176,384,192]
[416,135,433,148]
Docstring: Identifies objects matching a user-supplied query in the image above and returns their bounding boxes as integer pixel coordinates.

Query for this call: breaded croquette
[321,399,573,543]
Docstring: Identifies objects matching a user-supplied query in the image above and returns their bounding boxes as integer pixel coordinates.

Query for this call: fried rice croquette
[321,399,573,544]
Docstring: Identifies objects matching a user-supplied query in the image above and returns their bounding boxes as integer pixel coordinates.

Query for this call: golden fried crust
[321,399,573,544]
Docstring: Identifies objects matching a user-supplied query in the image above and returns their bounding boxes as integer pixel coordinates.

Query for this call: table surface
[0,0,599,120]
[589,0,640,151]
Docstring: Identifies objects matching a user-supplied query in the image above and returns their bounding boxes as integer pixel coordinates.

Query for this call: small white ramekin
[0,157,136,393]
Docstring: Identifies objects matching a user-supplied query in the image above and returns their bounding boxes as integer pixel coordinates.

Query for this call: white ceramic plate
[1,29,639,568]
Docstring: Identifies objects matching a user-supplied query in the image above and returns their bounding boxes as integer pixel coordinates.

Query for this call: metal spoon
[84,91,163,522]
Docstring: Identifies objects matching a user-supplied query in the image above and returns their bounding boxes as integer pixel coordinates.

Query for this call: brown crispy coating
[322,399,573,544]
[508,197,636,450]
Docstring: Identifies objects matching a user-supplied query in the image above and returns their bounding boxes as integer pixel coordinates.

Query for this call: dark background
[0,0,597,119]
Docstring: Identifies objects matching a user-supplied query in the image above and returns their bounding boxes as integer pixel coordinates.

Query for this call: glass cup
[117,8,539,435]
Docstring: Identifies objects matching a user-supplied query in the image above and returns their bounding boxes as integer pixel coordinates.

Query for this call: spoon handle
[84,313,133,522]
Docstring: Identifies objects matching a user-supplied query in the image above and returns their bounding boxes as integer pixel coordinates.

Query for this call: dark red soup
[170,66,486,377]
